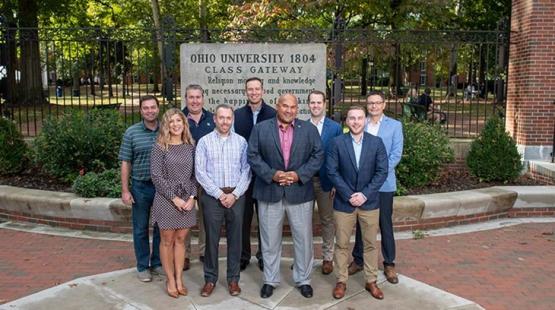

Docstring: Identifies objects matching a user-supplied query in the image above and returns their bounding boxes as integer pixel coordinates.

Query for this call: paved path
[0,219,554,309]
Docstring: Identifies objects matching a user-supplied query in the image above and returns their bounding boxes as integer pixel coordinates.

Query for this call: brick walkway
[396,222,555,310]
[0,222,554,309]
[0,230,134,304]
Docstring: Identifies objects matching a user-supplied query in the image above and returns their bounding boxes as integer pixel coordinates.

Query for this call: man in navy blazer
[349,91,404,285]
[327,105,388,300]
[307,90,343,275]
[248,93,323,299]
[234,77,276,272]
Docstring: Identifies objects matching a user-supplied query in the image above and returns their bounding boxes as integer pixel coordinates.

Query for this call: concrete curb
[0,185,554,233]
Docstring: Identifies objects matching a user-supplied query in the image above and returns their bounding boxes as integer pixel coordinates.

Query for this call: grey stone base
[518,144,553,162]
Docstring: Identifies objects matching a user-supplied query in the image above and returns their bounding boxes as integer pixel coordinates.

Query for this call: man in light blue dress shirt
[349,91,404,285]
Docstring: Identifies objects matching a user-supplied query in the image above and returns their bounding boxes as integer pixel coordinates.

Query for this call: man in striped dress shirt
[195,104,251,297]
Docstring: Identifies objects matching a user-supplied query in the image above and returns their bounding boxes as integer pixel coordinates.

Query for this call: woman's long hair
[156,108,195,150]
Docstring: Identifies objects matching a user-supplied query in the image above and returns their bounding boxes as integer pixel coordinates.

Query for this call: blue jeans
[131,179,161,272]
[352,192,396,267]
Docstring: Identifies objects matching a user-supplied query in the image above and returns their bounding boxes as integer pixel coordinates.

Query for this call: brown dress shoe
[200,282,215,297]
[322,260,333,275]
[347,261,363,275]
[228,281,241,296]
[384,265,399,284]
[365,281,384,300]
[333,282,347,299]
[183,258,190,271]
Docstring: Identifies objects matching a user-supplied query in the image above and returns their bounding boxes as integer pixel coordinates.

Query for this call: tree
[17,0,44,105]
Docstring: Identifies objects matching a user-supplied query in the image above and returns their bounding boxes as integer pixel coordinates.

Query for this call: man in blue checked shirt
[195,104,251,297]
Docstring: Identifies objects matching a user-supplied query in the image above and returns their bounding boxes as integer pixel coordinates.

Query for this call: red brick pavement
[0,222,554,309]
[0,230,134,304]
[396,223,555,310]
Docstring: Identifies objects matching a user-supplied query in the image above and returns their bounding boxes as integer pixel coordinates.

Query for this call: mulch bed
[0,168,72,192]
[0,168,546,196]
[405,169,545,195]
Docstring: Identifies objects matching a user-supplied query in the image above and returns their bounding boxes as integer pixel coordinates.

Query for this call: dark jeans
[202,193,245,283]
[131,179,161,272]
[352,192,395,267]
[241,181,262,263]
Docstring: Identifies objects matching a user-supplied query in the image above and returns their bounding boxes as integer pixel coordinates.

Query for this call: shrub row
[1,111,523,199]
[32,109,125,182]
[0,118,28,174]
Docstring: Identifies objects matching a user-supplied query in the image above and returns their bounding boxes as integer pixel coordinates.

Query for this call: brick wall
[506,0,555,146]
[527,171,555,185]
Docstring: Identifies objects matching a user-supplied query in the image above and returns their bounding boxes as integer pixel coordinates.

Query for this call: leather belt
[220,187,236,194]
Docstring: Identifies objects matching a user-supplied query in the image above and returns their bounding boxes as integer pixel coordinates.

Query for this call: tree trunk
[18,0,44,105]
[447,44,458,97]
[199,0,209,42]
[331,8,345,109]
[478,44,486,98]
[150,0,165,94]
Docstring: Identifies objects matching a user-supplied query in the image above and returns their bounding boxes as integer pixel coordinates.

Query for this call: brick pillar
[506,0,555,161]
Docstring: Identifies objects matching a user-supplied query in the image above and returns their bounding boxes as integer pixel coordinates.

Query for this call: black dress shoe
[298,284,313,298]
[260,284,274,298]
[258,258,264,271]
[240,260,249,271]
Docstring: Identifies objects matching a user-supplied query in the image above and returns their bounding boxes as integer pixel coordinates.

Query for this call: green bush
[397,118,454,190]
[72,168,121,198]
[0,118,28,174]
[466,116,522,182]
[33,109,125,182]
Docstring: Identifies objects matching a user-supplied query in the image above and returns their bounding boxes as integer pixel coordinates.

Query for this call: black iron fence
[0,22,508,138]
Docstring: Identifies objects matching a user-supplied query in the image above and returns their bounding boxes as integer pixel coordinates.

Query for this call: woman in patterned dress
[150,108,197,298]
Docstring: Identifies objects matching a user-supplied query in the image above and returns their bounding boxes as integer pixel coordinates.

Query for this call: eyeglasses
[367,101,384,106]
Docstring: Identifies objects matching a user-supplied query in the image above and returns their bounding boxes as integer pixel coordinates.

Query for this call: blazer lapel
[377,115,388,137]
[270,118,283,158]
[358,134,370,170]
[290,119,302,159]
[344,135,358,172]
[321,118,330,141]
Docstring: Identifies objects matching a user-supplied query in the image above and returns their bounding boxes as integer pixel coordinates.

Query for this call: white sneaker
[137,270,152,282]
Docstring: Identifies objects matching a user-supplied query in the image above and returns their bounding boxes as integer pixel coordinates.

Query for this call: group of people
[118,77,404,301]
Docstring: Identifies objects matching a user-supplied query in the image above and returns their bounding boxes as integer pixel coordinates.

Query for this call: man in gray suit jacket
[248,93,323,299]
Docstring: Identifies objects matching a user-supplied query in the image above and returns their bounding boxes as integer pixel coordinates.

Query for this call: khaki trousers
[313,177,335,261]
[334,208,379,283]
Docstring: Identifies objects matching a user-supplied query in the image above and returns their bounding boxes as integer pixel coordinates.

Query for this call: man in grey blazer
[248,93,324,299]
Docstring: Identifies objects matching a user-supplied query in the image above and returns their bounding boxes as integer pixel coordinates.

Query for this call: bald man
[247,94,323,299]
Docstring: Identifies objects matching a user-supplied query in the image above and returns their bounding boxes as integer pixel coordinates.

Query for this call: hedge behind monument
[466,116,522,182]
[32,109,125,182]
[397,119,454,192]
[0,118,28,174]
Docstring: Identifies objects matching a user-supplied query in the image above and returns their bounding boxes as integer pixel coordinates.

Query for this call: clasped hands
[172,196,195,212]
[272,170,299,187]
[349,192,367,207]
[218,193,237,209]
